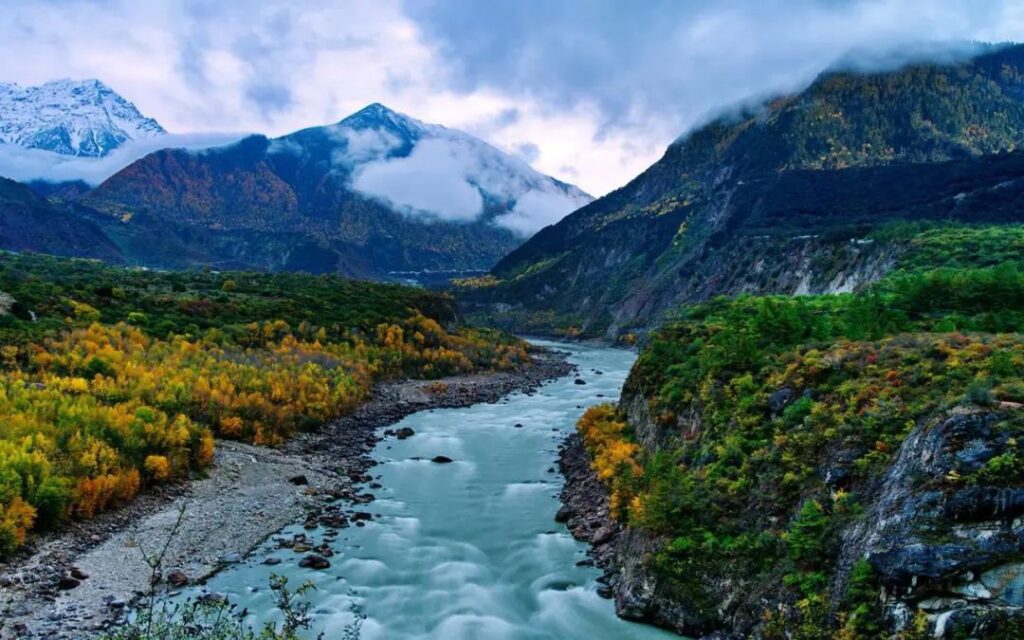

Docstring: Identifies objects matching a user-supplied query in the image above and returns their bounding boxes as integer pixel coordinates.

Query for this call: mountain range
[0,94,590,279]
[464,43,1024,337]
[0,79,165,157]
[7,47,1024,297]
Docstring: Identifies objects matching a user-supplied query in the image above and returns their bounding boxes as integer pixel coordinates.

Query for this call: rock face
[557,433,620,570]
[561,396,1024,638]
[839,411,1024,635]
[558,432,708,636]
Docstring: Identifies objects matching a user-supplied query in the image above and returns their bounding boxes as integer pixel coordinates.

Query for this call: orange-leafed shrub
[0,497,37,555]
[144,455,172,481]
[577,404,642,515]
[74,470,140,519]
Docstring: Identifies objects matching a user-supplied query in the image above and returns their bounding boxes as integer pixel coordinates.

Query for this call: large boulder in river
[298,554,331,570]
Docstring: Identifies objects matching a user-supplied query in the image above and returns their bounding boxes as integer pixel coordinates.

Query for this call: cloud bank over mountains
[1,1,1020,195]
[330,111,592,235]
[351,135,589,234]
[407,1,1018,134]
[353,137,486,223]
[0,132,244,185]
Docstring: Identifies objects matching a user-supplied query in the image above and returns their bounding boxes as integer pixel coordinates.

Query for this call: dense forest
[577,224,1024,638]
[0,253,528,557]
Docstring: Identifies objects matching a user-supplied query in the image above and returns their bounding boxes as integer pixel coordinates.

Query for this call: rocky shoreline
[0,347,573,640]
[556,433,620,573]
[557,431,690,637]
[557,399,1024,639]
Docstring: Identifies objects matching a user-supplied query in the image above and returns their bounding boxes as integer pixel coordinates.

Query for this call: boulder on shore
[166,570,189,587]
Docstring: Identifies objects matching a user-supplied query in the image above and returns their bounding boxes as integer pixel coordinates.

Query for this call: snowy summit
[321,103,593,234]
[0,79,165,157]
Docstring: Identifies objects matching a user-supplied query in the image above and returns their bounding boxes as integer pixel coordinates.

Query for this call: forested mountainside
[461,44,1024,338]
[566,224,1024,639]
[66,103,588,279]
[0,178,121,262]
[0,252,528,557]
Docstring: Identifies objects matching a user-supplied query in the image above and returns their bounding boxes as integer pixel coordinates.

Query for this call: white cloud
[348,126,591,234]
[0,133,244,185]
[266,137,303,156]
[328,126,402,165]
[352,138,484,221]
[496,189,585,236]
[0,1,1021,196]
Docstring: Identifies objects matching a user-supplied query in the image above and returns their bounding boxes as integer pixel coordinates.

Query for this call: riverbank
[556,433,620,571]
[0,347,573,639]
[557,433,688,636]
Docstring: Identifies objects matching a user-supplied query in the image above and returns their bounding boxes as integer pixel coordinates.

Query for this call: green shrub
[787,500,828,566]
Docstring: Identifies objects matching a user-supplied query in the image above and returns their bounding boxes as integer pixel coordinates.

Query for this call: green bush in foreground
[99,578,314,640]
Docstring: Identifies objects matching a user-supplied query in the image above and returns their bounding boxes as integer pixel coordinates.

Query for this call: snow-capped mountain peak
[340,102,429,134]
[298,103,592,234]
[0,79,165,157]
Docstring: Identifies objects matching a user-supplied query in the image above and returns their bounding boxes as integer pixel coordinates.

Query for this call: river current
[185,341,677,639]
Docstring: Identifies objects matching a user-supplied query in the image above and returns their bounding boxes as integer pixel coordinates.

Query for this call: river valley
[178,341,676,639]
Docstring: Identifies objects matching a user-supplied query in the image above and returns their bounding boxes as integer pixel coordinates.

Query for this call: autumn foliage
[577,404,641,516]
[0,253,529,557]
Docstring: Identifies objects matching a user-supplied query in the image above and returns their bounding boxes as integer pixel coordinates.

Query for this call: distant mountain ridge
[0,79,165,157]
[0,102,589,279]
[466,43,1024,337]
[0,177,120,260]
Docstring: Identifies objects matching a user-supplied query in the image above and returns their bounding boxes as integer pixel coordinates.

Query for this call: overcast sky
[0,0,1022,196]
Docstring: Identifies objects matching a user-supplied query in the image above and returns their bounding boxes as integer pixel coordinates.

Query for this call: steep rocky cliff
[840,410,1024,635]
[589,393,1024,638]
[560,225,1024,638]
